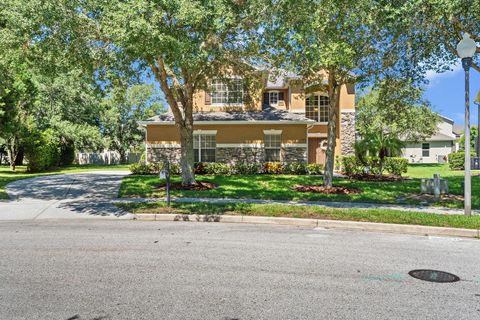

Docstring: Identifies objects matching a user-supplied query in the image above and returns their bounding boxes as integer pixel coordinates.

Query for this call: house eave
[140,120,313,125]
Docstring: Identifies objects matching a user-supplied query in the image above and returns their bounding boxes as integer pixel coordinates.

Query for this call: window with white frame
[268,91,279,105]
[422,143,430,157]
[305,95,330,122]
[211,78,244,104]
[264,133,281,162]
[194,134,216,162]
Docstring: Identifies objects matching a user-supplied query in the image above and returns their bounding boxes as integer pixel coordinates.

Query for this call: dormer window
[263,91,284,107]
[210,78,244,105]
[306,94,329,123]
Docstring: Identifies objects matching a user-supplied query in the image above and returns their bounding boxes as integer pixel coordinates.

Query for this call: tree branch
[149,58,184,123]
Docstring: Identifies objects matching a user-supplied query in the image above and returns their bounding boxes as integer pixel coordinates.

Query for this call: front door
[308,138,326,164]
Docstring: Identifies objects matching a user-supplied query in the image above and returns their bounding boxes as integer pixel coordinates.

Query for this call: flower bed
[293,185,362,194]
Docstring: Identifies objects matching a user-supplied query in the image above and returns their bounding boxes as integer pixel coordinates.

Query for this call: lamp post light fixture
[456,33,477,216]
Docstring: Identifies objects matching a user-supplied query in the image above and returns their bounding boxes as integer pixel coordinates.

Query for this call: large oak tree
[84,0,265,184]
[264,0,423,186]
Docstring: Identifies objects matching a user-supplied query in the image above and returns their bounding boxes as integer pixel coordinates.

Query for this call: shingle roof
[426,133,457,141]
[142,107,314,124]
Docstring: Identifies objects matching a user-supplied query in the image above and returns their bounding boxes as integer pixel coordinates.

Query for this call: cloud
[425,63,462,86]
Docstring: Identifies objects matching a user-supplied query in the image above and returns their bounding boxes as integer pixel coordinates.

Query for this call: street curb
[133,213,480,238]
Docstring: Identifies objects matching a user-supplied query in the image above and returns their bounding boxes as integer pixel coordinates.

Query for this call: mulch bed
[347,174,405,182]
[155,181,218,191]
[293,185,362,194]
[402,193,464,203]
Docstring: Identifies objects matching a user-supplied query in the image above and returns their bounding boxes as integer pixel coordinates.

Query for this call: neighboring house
[139,71,356,165]
[402,115,457,163]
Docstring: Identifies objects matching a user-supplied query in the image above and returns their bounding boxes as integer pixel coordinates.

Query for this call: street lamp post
[475,90,480,158]
[457,33,477,216]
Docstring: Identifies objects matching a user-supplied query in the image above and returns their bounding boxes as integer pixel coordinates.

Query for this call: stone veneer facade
[148,145,307,164]
[147,146,182,163]
[340,111,356,156]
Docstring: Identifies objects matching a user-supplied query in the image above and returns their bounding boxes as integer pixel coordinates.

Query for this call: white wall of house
[401,115,457,163]
[402,141,454,163]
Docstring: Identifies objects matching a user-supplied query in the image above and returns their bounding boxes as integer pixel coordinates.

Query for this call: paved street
[0,220,479,320]
[0,171,133,220]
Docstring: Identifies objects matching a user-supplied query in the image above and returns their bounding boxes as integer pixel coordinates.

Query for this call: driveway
[0,171,133,221]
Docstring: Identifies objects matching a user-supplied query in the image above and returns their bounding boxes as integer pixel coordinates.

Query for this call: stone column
[340,111,356,156]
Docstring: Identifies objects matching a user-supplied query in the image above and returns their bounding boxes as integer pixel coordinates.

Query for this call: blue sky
[424,64,480,126]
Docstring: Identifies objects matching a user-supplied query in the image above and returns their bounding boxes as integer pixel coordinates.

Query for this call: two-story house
[402,115,458,163]
[139,71,356,165]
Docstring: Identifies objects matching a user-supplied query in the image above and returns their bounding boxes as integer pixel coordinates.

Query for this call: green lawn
[117,201,480,230]
[119,164,480,209]
[0,164,129,199]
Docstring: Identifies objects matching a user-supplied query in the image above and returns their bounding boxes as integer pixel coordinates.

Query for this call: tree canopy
[356,79,440,143]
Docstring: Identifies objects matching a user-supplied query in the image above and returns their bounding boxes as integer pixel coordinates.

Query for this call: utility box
[421,174,448,197]
[472,157,480,170]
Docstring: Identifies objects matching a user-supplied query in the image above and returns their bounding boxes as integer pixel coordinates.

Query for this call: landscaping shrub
[233,162,261,174]
[205,163,232,175]
[129,162,164,175]
[282,163,307,175]
[341,156,406,176]
[383,157,408,176]
[129,163,153,175]
[448,151,469,170]
[24,128,61,172]
[340,156,364,176]
[306,163,324,175]
[263,162,283,174]
[194,162,208,174]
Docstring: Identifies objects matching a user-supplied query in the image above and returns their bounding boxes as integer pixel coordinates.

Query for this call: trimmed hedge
[383,157,408,176]
[448,151,475,170]
[340,156,408,176]
[130,162,322,176]
[129,162,180,175]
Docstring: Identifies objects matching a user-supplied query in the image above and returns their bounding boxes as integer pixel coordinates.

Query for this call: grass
[117,201,480,230]
[0,164,129,199]
[119,164,480,209]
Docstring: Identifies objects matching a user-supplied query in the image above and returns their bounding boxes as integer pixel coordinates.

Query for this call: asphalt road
[0,220,479,320]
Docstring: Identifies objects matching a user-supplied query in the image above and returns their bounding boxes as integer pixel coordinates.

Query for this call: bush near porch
[129,162,324,176]
[120,164,480,209]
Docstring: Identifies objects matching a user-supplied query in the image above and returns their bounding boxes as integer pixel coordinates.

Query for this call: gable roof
[140,107,314,125]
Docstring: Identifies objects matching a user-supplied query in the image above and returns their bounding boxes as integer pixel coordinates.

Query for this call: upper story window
[269,92,278,105]
[194,134,216,162]
[263,91,285,107]
[305,95,330,123]
[211,78,244,105]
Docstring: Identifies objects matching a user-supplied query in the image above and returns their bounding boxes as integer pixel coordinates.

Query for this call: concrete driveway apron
[0,171,133,221]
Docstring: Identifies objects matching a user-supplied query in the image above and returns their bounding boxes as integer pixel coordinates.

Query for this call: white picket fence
[75,151,141,165]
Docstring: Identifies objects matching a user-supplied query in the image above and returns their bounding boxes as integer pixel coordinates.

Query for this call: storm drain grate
[408,269,460,283]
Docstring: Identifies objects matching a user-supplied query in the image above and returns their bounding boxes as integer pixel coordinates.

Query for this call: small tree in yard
[265,0,419,187]
[356,79,440,142]
[101,84,165,164]
[84,0,264,184]
[354,132,405,175]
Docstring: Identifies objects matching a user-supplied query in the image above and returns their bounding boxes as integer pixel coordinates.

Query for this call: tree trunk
[179,125,195,185]
[119,149,127,164]
[6,136,18,172]
[323,76,342,187]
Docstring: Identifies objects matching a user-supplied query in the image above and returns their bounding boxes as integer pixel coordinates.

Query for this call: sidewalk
[115,196,479,216]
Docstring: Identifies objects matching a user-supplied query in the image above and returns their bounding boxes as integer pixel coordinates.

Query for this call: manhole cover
[408,269,460,283]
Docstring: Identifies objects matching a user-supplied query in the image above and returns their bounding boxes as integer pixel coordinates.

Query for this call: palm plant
[354,132,405,175]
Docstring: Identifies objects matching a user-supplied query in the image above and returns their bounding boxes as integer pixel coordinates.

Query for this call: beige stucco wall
[147,123,307,145]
